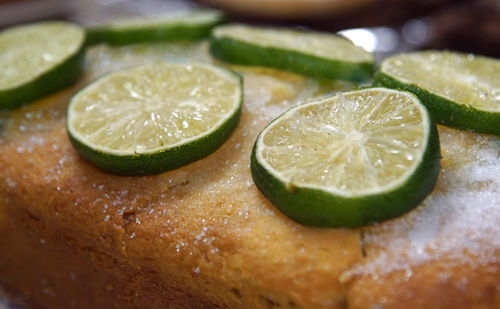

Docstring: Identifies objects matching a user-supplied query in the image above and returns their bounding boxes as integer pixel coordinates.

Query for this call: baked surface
[1,43,499,308]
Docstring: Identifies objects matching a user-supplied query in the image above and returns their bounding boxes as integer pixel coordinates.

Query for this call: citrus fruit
[210,24,373,82]
[67,62,242,175]
[86,10,224,46]
[0,21,85,109]
[376,51,500,135]
[251,87,441,228]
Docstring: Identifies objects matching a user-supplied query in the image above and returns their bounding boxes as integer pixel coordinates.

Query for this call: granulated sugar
[349,126,500,276]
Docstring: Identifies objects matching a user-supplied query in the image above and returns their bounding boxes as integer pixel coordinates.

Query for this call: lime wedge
[376,51,500,135]
[67,62,242,175]
[210,24,373,82]
[251,88,440,228]
[87,10,225,46]
[0,22,85,109]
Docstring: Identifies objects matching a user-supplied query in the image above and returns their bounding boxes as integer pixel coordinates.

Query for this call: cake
[1,43,499,309]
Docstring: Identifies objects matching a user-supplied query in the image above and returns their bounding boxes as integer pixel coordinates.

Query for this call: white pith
[255,88,430,197]
[67,62,241,156]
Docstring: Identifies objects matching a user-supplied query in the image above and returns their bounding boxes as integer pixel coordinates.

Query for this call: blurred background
[0,0,499,61]
[0,0,498,308]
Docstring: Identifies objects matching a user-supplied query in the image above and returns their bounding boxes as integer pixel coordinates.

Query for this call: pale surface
[0,22,84,89]
[68,62,241,154]
[381,51,500,112]
[259,89,428,195]
[213,25,373,63]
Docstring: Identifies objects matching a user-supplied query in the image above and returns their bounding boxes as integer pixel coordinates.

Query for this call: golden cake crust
[1,44,499,308]
[0,62,362,308]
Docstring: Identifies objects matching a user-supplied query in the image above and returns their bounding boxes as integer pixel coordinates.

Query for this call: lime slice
[251,87,440,228]
[86,10,225,46]
[67,62,242,175]
[376,51,500,135]
[210,24,373,82]
[0,21,85,109]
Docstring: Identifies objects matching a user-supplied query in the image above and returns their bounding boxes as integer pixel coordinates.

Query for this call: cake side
[342,126,500,309]
[0,46,363,308]
[1,43,499,308]
[0,196,218,309]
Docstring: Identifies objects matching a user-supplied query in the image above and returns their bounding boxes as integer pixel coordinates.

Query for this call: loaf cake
[1,43,499,308]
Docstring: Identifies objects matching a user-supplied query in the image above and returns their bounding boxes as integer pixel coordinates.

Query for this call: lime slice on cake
[0,21,85,109]
[251,88,441,228]
[376,51,500,135]
[210,24,373,82]
[67,62,242,175]
[86,10,225,46]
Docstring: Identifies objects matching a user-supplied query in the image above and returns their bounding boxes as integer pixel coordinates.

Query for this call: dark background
[0,0,499,59]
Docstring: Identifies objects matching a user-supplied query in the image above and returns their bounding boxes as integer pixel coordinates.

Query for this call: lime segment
[67,62,242,175]
[210,24,373,82]
[376,51,500,135]
[251,87,440,228]
[87,10,224,46]
[0,22,85,109]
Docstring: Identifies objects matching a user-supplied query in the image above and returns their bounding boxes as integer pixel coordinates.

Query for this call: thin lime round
[67,62,242,175]
[210,24,373,82]
[0,21,85,109]
[376,51,500,135]
[251,87,440,228]
[86,10,224,46]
